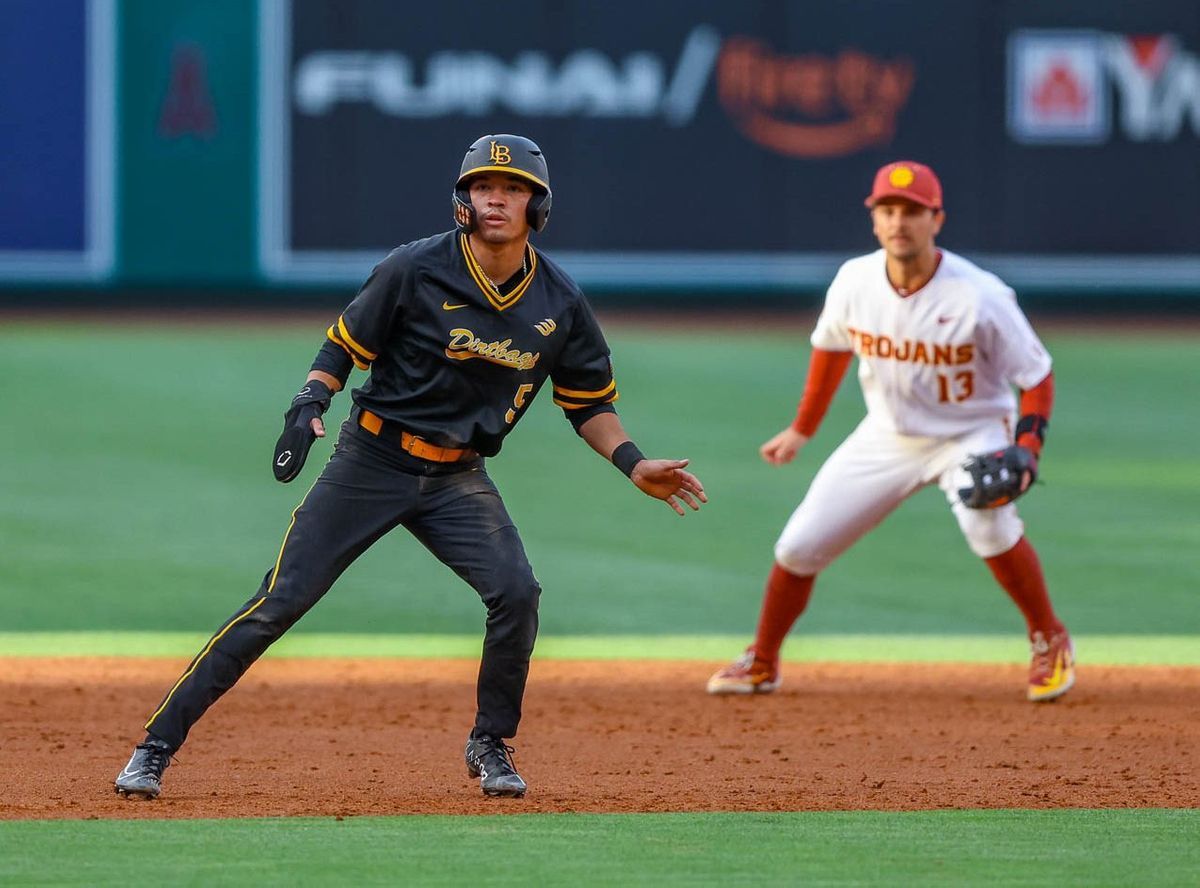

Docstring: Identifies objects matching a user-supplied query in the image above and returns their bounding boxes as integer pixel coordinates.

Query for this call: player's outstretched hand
[760,427,809,465]
[630,459,708,516]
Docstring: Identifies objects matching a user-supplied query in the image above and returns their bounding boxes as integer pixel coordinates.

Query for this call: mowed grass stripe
[1,810,1196,886]
[1,324,1197,638]
[1,632,1197,664]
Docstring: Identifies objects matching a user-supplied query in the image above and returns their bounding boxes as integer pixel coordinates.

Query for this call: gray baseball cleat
[114,738,173,800]
[465,733,527,798]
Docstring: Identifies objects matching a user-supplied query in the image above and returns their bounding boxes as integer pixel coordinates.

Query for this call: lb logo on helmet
[452,134,553,234]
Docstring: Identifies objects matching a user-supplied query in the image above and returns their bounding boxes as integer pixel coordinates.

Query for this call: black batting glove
[272,380,333,483]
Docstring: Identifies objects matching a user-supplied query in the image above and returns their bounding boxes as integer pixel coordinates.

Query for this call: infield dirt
[3,657,1196,820]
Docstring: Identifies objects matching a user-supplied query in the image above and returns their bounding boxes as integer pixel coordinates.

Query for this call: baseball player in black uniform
[114,134,707,800]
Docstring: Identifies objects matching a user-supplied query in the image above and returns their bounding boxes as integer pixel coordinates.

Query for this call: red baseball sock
[752,564,815,663]
[984,537,1063,637]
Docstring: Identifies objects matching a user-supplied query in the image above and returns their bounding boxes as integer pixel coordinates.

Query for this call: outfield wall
[2,0,1198,302]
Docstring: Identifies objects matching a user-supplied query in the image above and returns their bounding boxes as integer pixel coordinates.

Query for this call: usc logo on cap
[865,160,943,210]
[490,141,512,164]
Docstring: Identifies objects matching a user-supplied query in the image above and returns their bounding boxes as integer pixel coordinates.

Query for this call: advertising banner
[0,0,115,281]
[259,0,1200,292]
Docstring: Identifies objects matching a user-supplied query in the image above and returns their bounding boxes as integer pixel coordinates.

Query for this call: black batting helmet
[452,134,552,234]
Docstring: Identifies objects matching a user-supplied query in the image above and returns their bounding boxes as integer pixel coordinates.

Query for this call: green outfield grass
[1,810,1196,886]
[2,322,1195,638]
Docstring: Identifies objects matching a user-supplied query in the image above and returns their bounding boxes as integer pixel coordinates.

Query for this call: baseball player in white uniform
[708,160,1074,702]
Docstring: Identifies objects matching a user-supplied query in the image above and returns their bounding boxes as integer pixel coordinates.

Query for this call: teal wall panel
[117,0,256,283]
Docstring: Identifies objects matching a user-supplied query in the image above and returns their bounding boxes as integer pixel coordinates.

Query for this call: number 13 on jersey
[937,370,974,403]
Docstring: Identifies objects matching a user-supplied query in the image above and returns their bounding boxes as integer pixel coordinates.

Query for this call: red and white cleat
[1027,629,1075,702]
[706,650,781,695]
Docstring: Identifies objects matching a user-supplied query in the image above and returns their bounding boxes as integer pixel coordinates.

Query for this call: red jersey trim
[886,249,943,299]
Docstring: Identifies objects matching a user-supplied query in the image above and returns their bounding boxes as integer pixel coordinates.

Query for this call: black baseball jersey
[321,231,617,457]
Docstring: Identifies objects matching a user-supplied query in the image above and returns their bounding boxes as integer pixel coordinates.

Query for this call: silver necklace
[486,253,528,291]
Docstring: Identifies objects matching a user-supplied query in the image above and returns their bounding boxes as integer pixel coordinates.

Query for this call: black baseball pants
[144,420,541,750]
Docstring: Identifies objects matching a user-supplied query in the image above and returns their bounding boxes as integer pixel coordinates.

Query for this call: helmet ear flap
[452,190,476,234]
[456,187,551,234]
[526,190,552,233]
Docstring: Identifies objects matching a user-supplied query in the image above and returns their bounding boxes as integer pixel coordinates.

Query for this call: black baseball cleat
[114,738,173,800]
[465,734,527,798]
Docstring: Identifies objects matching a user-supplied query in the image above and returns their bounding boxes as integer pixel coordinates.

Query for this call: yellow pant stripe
[144,495,309,732]
[267,508,299,595]
[144,598,267,730]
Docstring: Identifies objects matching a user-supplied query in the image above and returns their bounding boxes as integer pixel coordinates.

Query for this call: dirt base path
[2,658,1197,820]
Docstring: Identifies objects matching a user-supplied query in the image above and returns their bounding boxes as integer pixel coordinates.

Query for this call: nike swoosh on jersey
[443,301,468,311]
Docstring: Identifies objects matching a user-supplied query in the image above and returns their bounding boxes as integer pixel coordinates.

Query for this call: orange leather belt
[357,410,475,463]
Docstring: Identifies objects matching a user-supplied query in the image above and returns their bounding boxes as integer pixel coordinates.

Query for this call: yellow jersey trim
[553,380,617,400]
[327,325,369,370]
[459,235,538,312]
[554,392,619,410]
[337,316,377,362]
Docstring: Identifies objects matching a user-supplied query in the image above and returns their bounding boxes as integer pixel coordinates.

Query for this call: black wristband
[611,440,646,478]
[1015,413,1049,444]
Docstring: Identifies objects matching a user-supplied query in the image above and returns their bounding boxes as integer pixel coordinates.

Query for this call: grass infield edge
[0,632,1196,664]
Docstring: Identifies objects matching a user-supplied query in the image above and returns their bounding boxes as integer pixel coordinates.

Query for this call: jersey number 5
[937,371,974,403]
[505,384,535,423]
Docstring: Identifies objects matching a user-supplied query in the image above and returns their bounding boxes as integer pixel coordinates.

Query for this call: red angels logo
[717,38,915,158]
[159,43,217,139]
[1031,62,1090,117]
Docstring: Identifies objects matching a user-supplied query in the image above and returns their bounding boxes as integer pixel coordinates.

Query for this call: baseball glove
[957,444,1037,509]
[272,380,332,483]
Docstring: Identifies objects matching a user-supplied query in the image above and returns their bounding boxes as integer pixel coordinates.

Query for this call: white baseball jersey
[811,249,1052,438]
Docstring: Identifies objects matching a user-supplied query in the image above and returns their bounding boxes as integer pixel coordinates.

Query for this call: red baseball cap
[864,161,943,210]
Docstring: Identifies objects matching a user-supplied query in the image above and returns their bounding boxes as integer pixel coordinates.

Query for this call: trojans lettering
[846,327,973,366]
[446,328,540,371]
